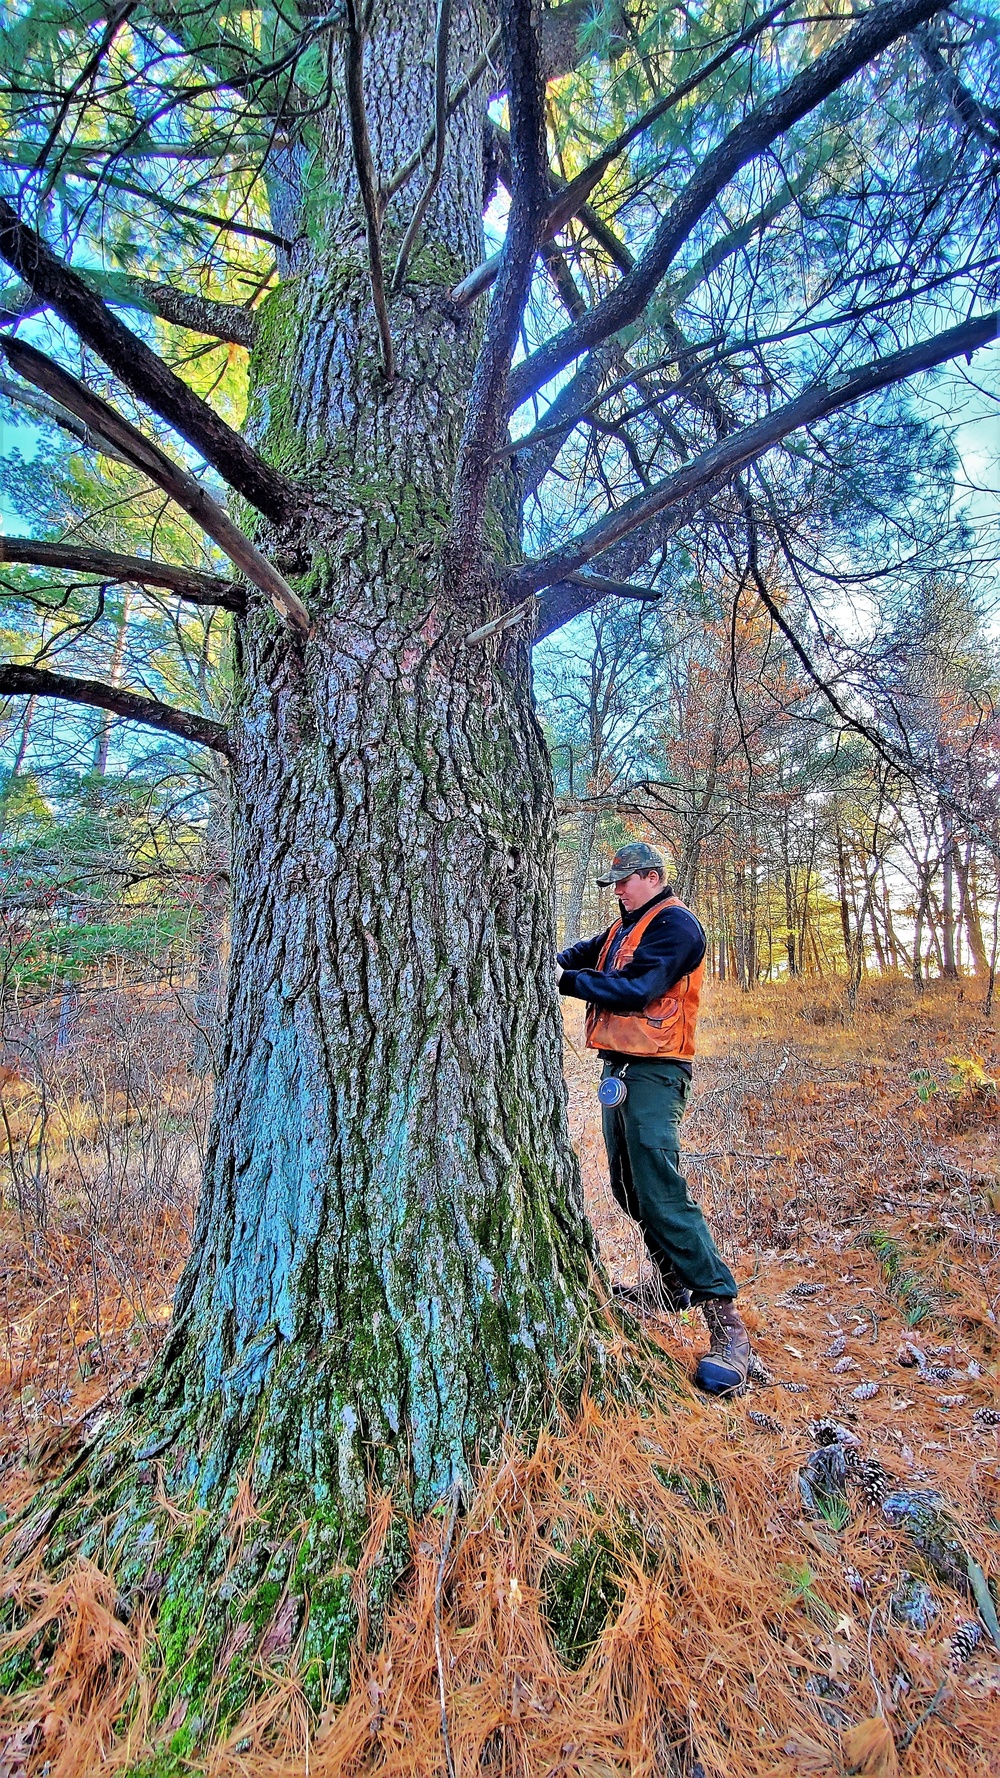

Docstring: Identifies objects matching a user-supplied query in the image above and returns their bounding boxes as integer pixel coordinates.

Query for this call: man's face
[616,869,663,913]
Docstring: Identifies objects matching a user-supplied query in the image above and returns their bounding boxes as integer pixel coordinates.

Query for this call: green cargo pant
[601,1056,737,1303]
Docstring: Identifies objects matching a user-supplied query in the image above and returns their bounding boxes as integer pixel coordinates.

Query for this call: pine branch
[449,0,549,577]
[0,664,232,756]
[391,0,454,293]
[0,198,291,520]
[452,0,797,308]
[0,373,130,461]
[1,337,310,637]
[384,28,501,201]
[2,270,259,346]
[507,0,950,413]
[130,280,259,347]
[517,312,1000,595]
[0,538,243,612]
[344,0,394,381]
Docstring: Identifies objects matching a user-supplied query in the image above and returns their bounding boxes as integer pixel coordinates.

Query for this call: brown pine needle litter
[3,979,1000,1774]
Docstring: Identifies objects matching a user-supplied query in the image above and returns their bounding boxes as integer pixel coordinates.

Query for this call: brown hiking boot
[695,1298,750,1395]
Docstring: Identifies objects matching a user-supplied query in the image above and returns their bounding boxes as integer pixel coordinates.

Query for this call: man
[556,841,751,1395]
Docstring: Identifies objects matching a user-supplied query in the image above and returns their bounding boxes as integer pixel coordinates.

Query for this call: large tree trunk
[26,0,608,1724]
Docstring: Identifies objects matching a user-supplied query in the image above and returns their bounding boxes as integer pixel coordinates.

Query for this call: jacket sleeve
[556,927,609,972]
[559,906,706,1012]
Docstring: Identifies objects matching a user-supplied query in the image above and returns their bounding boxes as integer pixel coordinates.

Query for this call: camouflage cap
[596,841,665,887]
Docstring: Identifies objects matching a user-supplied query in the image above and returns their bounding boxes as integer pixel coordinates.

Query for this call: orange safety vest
[584,895,704,1059]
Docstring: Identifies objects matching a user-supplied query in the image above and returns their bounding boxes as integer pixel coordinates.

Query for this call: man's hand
[555,962,564,985]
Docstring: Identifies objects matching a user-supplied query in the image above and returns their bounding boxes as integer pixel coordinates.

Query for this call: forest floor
[1,977,1000,1775]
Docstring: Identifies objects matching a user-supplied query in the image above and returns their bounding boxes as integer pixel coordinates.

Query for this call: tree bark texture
[23,0,609,1723]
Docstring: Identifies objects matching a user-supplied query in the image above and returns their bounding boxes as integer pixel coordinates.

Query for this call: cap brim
[596,871,627,888]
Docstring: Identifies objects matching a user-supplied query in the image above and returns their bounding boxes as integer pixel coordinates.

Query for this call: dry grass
[2,975,1000,1774]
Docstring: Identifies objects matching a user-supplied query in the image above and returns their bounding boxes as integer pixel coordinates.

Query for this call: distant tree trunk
[784,869,796,975]
[8,694,36,777]
[563,808,597,943]
[956,843,990,979]
[92,594,129,778]
[912,866,931,989]
[881,874,901,972]
[941,829,958,977]
[835,819,853,973]
[927,891,946,976]
[867,894,887,973]
[985,875,1000,1016]
[733,861,748,990]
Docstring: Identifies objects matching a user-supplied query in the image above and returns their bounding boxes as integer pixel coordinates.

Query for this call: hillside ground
[1,976,999,1775]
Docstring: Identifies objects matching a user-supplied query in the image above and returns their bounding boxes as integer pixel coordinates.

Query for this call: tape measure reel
[597,1074,628,1107]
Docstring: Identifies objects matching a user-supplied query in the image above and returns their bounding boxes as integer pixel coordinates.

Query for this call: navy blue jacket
[557,886,706,1016]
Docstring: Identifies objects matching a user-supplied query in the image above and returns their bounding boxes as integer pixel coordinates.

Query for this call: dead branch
[0,373,129,461]
[0,198,290,520]
[391,0,454,293]
[344,0,394,381]
[0,538,243,612]
[0,663,232,756]
[1,337,311,638]
[452,0,798,309]
[559,571,663,603]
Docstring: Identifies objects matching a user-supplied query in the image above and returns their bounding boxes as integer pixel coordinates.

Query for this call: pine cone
[949,1620,983,1668]
[747,1409,785,1434]
[808,1418,860,1448]
[845,1453,891,1505]
[746,1351,775,1385]
[973,1406,1000,1427]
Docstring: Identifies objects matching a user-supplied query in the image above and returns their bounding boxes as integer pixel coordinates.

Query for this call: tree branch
[0,198,291,519]
[449,0,549,576]
[384,27,501,202]
[128,280,260,347]
[560,571,663,602]
[0,538,243,612]
[507,0,950,412]
[517,312,999,595]
[344,0,394,381]
[2,269,259,346]
[0,664,232,756]
[0,373,130,461]
[391,0,454,293]
[1,337,311,637]
[452,0,798,308]
[913,23,1000,150]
